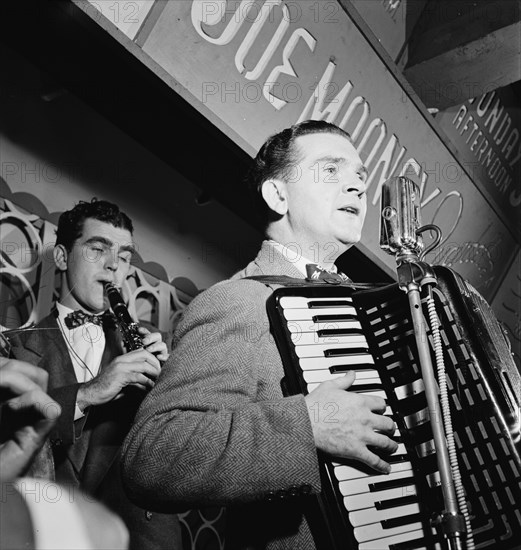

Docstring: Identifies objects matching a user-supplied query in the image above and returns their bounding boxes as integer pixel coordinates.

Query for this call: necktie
[64,310,103,330]
[64,310,116,330]
[305,264,352,284]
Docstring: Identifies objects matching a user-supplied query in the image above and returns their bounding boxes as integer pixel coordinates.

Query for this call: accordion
[267,266,521,550]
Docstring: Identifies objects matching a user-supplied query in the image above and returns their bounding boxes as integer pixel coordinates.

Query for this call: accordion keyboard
[278,294,437,550]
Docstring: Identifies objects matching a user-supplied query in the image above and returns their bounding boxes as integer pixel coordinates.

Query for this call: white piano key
[354,518,425,543]
[358,527,430,550]
[391,443,408,457]
[334,459,412,482]
[283,306,357,320]
[332,463,367,482]
[299,355,374,370]
[344,484,418,511]
[333,453,408,471]
[285,320,317,333]
[317,320,362,331]
[315,374,382,387]
[303,370,350,383]
[349,502,420,527]
[341,369,381,381]
[286,320,362,333]
[279,296,353,309]
[306,383,387,397]
[303,369,381,384]
[361,389,387,399]
[352,378,383,388]
[338,469,414,496]
[293,341,369,358]
[291,331,366,346]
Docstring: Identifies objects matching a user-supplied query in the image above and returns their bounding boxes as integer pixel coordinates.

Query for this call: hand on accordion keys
[305,370,398,474]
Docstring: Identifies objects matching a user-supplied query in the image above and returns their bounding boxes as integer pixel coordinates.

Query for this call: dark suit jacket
[10,313,181,550]
[123,241,322,550]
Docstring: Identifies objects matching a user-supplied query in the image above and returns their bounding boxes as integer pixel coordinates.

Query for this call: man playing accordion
[122,121,398,550]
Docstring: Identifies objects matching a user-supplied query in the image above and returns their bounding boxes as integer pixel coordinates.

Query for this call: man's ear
[261,179,288,216]
[53,245,68,272]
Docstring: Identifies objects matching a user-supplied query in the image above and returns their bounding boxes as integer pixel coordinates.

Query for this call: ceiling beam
[404,0,520,110]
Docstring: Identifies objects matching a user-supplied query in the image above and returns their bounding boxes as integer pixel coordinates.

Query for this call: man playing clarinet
[9,198,181,550]
[122,121,398,549]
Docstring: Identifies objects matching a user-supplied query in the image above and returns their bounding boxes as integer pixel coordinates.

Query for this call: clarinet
[104,282,143,351]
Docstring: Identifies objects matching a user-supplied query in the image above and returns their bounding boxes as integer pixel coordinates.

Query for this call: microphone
[379,176,423,262]
[379,183,466,548]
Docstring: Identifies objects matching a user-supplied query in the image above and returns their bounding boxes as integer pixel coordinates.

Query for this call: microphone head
[380,176,423,258]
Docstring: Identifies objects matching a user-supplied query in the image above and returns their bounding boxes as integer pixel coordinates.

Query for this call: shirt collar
[266,240,339,277]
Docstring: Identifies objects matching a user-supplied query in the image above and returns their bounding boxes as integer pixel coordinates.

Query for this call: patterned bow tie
[64,310,106,330]
[305,264,352,284]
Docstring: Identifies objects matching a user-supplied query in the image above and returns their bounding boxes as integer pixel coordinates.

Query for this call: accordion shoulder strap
[243,275,384,290]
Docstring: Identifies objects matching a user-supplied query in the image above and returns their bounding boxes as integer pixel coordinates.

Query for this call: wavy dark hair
[246,120,352,228]
[55,198,133,251]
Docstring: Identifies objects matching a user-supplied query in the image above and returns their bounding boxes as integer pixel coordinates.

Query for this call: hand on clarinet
[0,358,61,482]
[137,326,170,362]
[305,371,398,474]
[76,348,161,410]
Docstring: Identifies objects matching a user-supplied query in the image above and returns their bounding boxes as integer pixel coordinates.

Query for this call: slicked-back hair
[246,120,352,228]
[55,198,134,251]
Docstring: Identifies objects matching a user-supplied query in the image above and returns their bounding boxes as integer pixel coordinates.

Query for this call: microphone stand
[396,252,466,550]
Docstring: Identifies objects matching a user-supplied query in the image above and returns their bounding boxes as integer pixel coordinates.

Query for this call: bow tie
[305,264,352,284]
[64,310,110,330]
